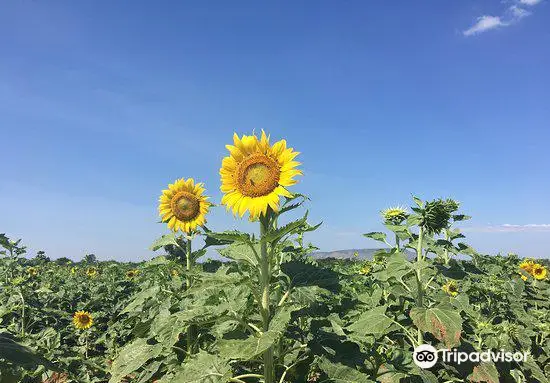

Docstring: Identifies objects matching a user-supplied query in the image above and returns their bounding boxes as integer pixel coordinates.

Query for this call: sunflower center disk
[236,154,280,197]
[171,191,200,221]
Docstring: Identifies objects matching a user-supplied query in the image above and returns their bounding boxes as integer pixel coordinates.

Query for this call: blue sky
[1,1,549,261]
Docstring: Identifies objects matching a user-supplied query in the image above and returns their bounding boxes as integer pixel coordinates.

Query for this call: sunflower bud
[381,206,409,225]
[421,199,452,234]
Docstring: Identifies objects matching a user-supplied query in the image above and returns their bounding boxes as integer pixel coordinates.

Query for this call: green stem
[85,331,89,359]
[18,290,25,337]
[415,226,424,344]
[260,216,274,383]
[444,229,450,265]
[186,239,196,355]
[395,235,400,251]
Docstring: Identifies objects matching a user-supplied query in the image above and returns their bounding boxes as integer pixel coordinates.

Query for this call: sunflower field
[1,131,549,383]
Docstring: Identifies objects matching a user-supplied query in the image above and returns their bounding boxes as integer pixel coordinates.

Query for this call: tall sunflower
[220,131,302,219]
[158,178,210,233]
[73,311,93,330]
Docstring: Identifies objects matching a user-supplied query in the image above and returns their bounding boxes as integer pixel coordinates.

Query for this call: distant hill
[312,248,415,260]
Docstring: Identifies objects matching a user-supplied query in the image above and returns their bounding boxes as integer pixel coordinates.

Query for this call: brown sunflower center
[235,153,280,197]
[171,191,200,221]
[79,315,91,325]
[533,267,543,275]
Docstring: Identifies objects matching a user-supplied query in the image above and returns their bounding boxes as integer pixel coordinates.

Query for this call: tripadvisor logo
[413,344,529,369]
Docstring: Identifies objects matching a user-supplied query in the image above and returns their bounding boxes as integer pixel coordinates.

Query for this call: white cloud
[463,16,506,36]
[463,0,542,36]
[519,0,542,5]
[509,5,531,19]
[463,224,550,233]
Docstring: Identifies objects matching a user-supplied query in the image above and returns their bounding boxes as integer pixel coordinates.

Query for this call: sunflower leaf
[362,232,387,243]
[0,333,58,370]
[410,306,462,348]
[263,216,308,243]
[204,230,251,246]
[149,234,179,251]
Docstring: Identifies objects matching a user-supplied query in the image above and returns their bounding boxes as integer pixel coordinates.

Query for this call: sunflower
[73,311,93,330]
[27,267,39,277]
[442,280,459,296]
[359,264,371,275]
[519,259,535,274]
[86,267,98,277]
[170,269,179,277]
[126,269,139,279]
[381,206,409,225]
[158,178,210,233]
[220,131,302,219]
[531,264,548,280]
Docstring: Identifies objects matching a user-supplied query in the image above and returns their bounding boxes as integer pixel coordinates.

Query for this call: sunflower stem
[260,215,274,383]
[443,229,450,265]
[18,289,25,338]
[186,238,196,356]
[85,331,89,359]
[415,226,425,345]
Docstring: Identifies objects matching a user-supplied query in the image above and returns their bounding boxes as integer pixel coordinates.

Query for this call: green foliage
[1,195,549,382]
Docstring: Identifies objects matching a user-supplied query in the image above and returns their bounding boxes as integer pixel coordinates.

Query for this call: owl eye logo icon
[413,344,438,368]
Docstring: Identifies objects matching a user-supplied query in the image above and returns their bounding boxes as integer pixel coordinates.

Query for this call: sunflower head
[170,269,179,277]
[126,269,139,279]
[158,178,210,233]
[442,280,459,296]
[86,267,98,277]
[381,206,409,225]
[421,199,452,234]
[531,264,548,280]
[443,199,460,214]
[220,130,302,220]
[519,259,535,274]
[27,267,39,277]
[359,264,372,275]
[73,311,93,330]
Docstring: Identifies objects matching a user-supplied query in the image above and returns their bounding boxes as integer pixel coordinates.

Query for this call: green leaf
[468,362,500,383]
[263,215,307,243]
[150,234,179,251]
[204,231,251,246]
[109,338,162,383]
[452,214,471,222]
[412,196,424,208]
[384,224,411,240]
[143,256,169,267]
[317,356,375,382]
[169,351,232,383]
[410,306,462,347]
[218,242,259,266]
[217,331,279,361]
[523,358,550,383]
[362,232,387,242]
[0,333,57,370]
[347,306,395,337]
[121,286,161,314]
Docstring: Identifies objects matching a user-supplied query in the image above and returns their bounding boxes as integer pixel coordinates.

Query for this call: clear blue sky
[1,1,549,261]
